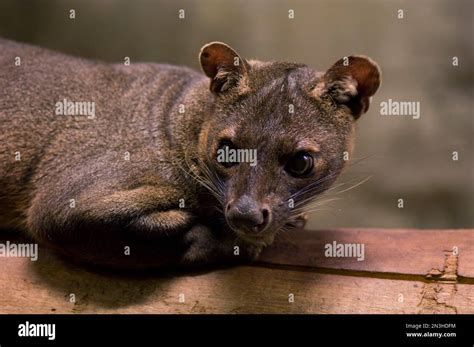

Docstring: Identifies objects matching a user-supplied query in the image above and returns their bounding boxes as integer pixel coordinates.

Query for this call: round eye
[216,140,238,168]
[285,152,314,177]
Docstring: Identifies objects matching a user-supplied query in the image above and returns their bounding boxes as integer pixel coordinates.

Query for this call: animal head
[197,42,381,245]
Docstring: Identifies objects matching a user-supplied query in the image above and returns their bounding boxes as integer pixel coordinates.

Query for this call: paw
[238,242,264,261]
[127,210,193,238]
[285,213,308,229]
[181,224,218,265]
[180,225,265,265]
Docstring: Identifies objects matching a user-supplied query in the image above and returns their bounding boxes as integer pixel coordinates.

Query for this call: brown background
[0,0,472,229]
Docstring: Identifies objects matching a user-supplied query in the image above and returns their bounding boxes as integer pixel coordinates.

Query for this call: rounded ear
[199,42,249,94]
[311,56,381,120]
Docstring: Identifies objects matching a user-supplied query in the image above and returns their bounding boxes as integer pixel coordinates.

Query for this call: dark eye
[216,140,238,168]
[285,152,314,177]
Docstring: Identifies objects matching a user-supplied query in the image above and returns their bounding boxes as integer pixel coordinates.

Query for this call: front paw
[181,224,218,265]
[180,225,264,265]
[285,213,308,229]
[238,241,264,261]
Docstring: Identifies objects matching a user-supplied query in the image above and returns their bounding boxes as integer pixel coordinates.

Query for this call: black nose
[226,195,270,233]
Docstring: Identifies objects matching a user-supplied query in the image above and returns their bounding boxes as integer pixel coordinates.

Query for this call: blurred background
[0,0,472,229]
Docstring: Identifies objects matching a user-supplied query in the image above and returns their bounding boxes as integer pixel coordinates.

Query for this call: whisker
[289,155,371,201]
[288,174,372,219]
[290,197,342,214]
[174,149,226,207]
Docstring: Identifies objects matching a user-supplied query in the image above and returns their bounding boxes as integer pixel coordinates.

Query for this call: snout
[225,195,271,235]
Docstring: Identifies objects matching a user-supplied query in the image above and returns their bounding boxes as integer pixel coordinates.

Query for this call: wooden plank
[259,228,474,279]
[0,229,472,314]
[1,254,472,314]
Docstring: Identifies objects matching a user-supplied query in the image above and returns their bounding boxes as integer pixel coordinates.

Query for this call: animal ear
[312,56,381,120]
[199,42,250,94]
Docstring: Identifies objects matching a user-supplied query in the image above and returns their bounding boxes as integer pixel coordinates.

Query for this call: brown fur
[0,39,380,268]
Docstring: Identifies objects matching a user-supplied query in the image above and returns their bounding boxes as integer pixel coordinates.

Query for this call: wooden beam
[0,228,472,314]
[260,228,474,279]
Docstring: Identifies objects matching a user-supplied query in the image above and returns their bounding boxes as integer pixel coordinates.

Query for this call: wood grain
[260,228,474,278]
[0,228,472,314]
